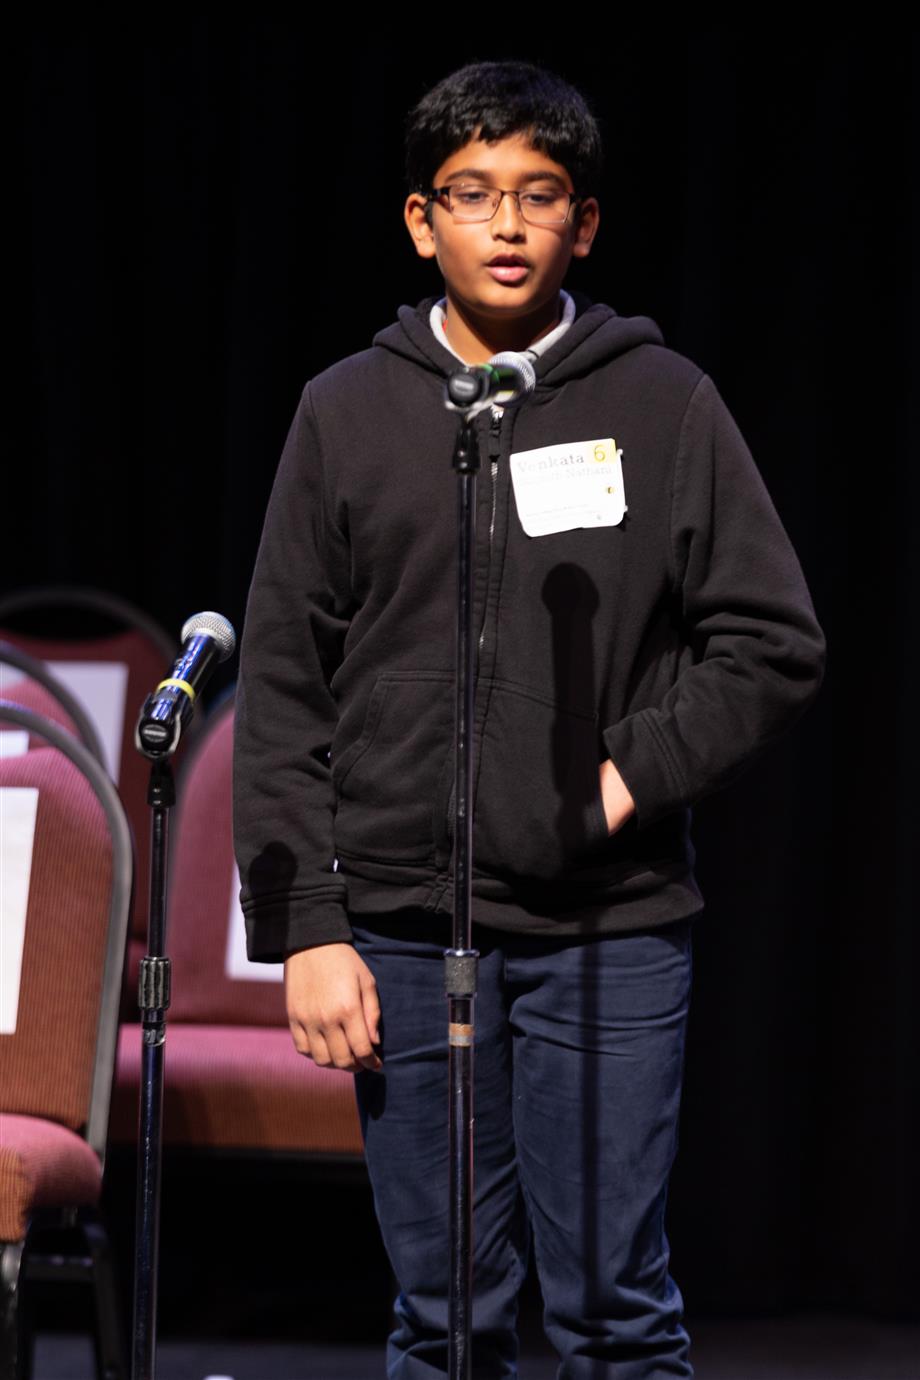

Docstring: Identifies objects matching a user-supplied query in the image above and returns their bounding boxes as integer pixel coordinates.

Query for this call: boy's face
[404,133,599,340]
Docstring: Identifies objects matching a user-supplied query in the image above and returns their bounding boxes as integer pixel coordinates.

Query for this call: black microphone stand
[131,755,173,1380]
[444,379,486,1380]
[442,359,534,1379]
[130,613,235,1380]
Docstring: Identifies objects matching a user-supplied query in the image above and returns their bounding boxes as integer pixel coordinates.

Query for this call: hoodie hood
[372,294,665,389]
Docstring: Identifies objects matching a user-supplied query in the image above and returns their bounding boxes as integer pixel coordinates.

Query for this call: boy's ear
[405,192,438,260]
[571,196,600,259]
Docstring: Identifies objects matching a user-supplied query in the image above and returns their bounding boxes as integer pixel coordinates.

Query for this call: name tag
[509,438,627,537]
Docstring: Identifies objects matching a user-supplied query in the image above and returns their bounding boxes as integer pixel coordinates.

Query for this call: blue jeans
[352,912,694,1379]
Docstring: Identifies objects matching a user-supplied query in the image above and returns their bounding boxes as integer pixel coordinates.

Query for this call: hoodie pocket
[333,671,454,863]
[472,682,610,881]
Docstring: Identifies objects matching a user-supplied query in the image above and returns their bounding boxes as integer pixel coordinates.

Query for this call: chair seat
[111,1023,364,1156]
[0,1114,102,1241]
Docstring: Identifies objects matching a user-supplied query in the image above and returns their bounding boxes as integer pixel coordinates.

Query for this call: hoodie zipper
[478,408,503,660]
[438,409,502,882]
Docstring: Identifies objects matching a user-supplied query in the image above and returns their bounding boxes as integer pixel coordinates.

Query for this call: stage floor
[32,1312,920,1380]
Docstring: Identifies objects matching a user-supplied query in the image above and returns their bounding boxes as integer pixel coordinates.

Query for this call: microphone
[135,611,236,758]
[445,351,537,414]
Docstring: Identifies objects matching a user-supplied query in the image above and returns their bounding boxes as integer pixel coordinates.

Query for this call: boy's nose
[491,190,526,237]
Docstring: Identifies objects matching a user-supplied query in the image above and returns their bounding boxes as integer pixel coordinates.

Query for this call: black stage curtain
[14,25,918,1320]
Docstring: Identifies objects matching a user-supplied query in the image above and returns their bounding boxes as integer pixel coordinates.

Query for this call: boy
[233,61,825,1378]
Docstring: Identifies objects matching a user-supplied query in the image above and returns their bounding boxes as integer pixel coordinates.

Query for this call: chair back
[0,704,132,1160]
[0,642,106,762]
[167,696,287,1027]
[0,586,191,1005]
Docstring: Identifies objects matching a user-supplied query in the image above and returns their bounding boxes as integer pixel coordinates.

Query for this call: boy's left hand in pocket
[599,758,636,835]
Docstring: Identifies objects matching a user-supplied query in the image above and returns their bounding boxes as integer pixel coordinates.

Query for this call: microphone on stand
[135,611,236,758]
[445,351,537,414]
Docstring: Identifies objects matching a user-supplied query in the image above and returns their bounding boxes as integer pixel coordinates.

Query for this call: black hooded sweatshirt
[233,297,826,961]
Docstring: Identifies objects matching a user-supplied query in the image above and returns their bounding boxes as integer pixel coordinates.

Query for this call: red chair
[0,704,133,1380]
[0,587,195,1012]
[111,694,363,1158]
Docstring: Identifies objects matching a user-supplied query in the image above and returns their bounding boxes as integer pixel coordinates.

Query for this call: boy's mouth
[486,254,530,284]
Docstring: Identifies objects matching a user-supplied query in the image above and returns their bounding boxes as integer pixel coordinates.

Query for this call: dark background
[13,24,918,1327]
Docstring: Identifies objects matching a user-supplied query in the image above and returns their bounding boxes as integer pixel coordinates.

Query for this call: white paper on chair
[0,661,129,780]
[224,864,283,982]
[46,661,129,782]
[0,662,31,757]
[0,787,39,1035]
[0,664,28,699]
[0,732,29,758]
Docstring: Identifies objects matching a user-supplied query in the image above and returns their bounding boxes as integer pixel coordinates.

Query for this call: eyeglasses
[427,183,580,226]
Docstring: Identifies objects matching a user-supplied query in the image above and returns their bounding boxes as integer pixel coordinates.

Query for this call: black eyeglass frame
[426,184,583,226]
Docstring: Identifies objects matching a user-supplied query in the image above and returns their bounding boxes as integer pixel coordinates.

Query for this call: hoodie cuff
[243,895,354,963]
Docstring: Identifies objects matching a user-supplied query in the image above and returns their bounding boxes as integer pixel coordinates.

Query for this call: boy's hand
[599,757,636,835]
[284,942,382,1073]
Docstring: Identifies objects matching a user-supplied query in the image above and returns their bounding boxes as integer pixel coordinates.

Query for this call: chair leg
[82,1214,127,1380]
[0,1241,27,1380]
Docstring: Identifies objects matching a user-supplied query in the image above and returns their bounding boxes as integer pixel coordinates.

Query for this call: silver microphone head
[488,351,537,406]
[180,611,237,660]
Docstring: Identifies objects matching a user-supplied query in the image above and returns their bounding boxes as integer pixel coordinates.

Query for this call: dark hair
[405,61,603,196]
